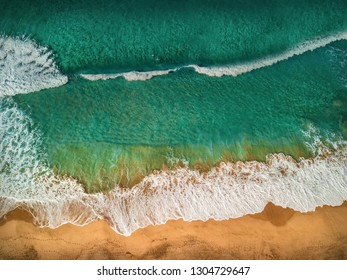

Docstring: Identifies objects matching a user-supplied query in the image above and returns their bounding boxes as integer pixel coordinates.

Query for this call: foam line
[80,31,347,82]
[0,36,68,96]
[81,68,177,81]
[1,145,346,236]
[191,31,347,77]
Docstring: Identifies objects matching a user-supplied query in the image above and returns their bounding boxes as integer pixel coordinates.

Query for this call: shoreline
[1,202,346,260]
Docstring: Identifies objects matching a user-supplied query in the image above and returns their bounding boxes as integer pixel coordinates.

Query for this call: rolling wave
[0,36,67,96]
[81,31,347,82]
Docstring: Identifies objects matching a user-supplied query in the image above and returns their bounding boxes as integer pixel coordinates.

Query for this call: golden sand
[0,202,346,260]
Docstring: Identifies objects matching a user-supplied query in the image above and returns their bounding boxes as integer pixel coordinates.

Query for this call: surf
[80,31,347,82]
[0,104,346,236]
[0,8,346,238]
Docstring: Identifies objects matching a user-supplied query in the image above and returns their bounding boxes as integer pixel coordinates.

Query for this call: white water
[0,101,346,236]
[81,31,347,82]
[81,68,177,81]
[0,36,68,96]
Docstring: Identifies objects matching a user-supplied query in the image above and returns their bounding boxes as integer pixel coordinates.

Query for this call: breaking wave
[0,36,67,96]
[81,68,177,82]
[81,31,347,82]
[0,100,346,236]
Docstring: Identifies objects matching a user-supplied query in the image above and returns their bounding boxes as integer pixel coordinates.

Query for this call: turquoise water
[0,0,347,233]
[2,0,347,73]
[12,44,347,189]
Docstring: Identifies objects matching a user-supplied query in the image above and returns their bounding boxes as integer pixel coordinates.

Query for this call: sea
[0,0,346,236]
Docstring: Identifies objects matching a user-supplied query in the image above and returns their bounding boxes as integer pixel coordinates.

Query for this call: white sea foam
[81,68,178,81]
[0,36,68,96]
[0,101,346,236]
[81,31,347,82]
[0,98,92,220]
[190,31,347,77]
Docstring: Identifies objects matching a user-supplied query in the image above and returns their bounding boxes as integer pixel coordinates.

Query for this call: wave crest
[81,69,177,82]
[81,31,347,82]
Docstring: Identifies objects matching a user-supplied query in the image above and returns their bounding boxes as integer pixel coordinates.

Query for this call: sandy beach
[0,202,346,260]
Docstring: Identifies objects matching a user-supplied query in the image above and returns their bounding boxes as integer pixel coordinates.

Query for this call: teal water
[12,40,347,190]
[0,0,347,232]
[1,0,347,73]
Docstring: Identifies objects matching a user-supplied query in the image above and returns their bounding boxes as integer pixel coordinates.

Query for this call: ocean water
[0,0,347,235]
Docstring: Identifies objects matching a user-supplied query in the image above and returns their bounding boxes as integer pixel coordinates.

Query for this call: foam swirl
[0,36,68,96]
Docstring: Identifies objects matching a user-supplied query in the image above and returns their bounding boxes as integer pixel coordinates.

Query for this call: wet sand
[0,202,346,260]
